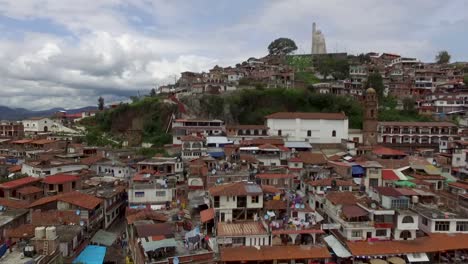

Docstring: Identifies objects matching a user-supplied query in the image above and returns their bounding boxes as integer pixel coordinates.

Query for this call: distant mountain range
[0,105,97,120]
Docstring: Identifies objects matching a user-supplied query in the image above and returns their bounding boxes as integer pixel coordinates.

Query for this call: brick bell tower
[363,87,378,146]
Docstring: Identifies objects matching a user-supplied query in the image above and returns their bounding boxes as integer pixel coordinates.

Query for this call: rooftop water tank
[35,227,46,239]
[45,226,57,239]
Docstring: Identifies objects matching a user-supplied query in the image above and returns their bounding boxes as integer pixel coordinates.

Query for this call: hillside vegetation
[82,88,435,148]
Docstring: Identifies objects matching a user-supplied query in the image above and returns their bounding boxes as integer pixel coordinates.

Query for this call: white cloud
[0,0,466,109]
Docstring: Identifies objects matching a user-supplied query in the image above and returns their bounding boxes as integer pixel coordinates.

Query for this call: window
[135,191,145,198]
[435,221,450,231]
[72,181,76,189]
[456,221,468,232]
[307,130,311,137]
[402,216,414,224]
[376,229,387,236]
[351,231,362,237]
[155,191,166,197]
[369,178,379,187]
[214,196,220,208]
[251,196,259,203]
[422,217,428,226]
[332,130,336,137]
[278,130,282,136]
[232,237,244,244]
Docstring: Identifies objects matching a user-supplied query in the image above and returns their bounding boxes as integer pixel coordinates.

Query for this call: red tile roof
[5,224,35,239]
[29,191,102,210]
[374,186,404,197]
[325,192,358,205]
[200,208,215,223]
[378,121,456,127]
[220,245,331,261]
[126,209,169,224]
[258,144,279,150]
[10,139,34,144]
[42,174,79,184]
[373,146,407,156]
[0,177,42,190]
[217,221,267,236]
[308,178,354,187]
[288,157,303,163]
[30,139,56,145]
[17,186,43,195]
[382,169,400,181]
[31,210,81,225]
[265,112,347,120]
[298,152,326,165]
[264,199,287,210]
[448,181,468,190]
[180,135,205,142]
[261,185,282,194]
[7,165,22,173]
[0,198,29,209]
[256,173,295,179]
[80,155,107,166]
[209,181,262,196]
[346,233,468,256]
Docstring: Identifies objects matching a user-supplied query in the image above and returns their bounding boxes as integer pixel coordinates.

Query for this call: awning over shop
[406,252,429,262]
[91,229,118,247]
[323,235,352,258]
[141,238,178,252]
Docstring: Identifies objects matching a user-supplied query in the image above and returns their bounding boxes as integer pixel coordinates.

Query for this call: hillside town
[1,24,468,264]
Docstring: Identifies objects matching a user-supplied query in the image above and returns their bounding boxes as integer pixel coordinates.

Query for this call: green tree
[435,50,451,64]
[366,72,385,99]
[402,97,416,113]
[150,88,156,97]
[98,96,104,111]
[463,74,468,85]
[268,38,298,55]
[315,57,349,81]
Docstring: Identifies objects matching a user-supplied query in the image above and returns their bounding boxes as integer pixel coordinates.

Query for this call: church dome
[366,87,376,94]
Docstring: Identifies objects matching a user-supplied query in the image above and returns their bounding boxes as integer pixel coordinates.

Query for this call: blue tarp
[0,243,7,258]
[351,165,365,176]
[73,245,106,264]
[208,152,225,158]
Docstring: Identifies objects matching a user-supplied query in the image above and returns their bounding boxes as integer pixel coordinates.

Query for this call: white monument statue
[311,22,327,54]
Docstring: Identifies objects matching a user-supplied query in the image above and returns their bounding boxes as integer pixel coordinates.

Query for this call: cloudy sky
[0,0,466,110]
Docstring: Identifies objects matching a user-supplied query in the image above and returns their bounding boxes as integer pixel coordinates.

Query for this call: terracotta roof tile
[135,223,173,238]
[0,177,42,190]
[217,221,267,236]
[220,245,331,261]
[126,209,169,224]
[42,174,79,184]
[209,181,262,196]
[7,165,22,173]
[373,146,407,156]
[382,169,400,181]
[346,233,468,256]
[308,178,354,187]
[448,181,468,190]
[0,198,29,209]
[374,186,404,197]
[17,186,43,195]
[31,210,81,225]
[266,112,347,120]
[5,224,35,239]
[325,192,358,205]
[261,185,282,194]
[29,191,102,210]
[80,156,107,166]
[256,173,295,179]
[264,199,287,210]
[200,208,215,223]
[379,121,456,127]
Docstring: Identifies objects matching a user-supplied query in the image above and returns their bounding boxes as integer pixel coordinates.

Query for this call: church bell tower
[363,88,378,146]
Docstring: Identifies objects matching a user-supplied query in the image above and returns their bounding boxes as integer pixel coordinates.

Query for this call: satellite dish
[370,202,377,209]
[432,213,438,219]
[76,210,81,216]
[80,220,85,226]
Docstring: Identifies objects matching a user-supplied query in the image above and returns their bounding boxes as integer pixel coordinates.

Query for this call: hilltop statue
[311,22,327,54]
